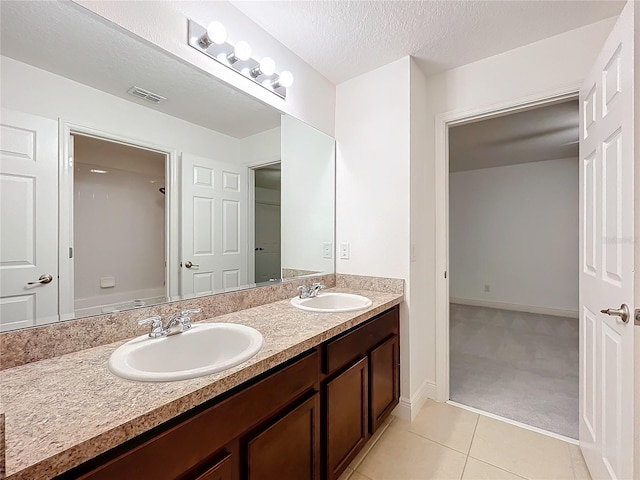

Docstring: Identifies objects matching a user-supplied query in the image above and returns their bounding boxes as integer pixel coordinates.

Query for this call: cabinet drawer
[324,307,399,375]
[78,350,319,480]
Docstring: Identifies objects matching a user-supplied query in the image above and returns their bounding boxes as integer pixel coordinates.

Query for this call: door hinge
[635,309,640,326]
[444,271,447,279]
[69,247,73,259]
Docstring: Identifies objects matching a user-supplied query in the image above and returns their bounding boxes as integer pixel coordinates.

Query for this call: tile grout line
[459,414,481,479]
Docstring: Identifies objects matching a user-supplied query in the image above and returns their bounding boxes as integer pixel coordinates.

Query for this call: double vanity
[0,276,403,480]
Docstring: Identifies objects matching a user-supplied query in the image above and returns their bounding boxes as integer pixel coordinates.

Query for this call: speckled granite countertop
[1,288,402,480]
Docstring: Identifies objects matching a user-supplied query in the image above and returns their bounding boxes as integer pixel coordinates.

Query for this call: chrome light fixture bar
[188,19,294,100]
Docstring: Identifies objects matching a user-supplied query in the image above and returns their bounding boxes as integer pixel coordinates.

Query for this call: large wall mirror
[0,1,335,332]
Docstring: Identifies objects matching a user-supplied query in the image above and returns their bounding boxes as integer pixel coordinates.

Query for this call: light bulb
[206,21,227,44]
[217,52,229,64]
[259,57,276,76]
[278,71,294,88]
[234,41,252,61]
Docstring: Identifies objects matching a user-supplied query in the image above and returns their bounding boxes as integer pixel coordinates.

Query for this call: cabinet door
[325,356,369,480]
[370,335,399,432]
[193,453,233,480]
[246,394,320,480]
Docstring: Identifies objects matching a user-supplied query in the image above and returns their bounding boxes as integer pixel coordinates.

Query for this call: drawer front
[324,307,399,375]
[78,350,319,480]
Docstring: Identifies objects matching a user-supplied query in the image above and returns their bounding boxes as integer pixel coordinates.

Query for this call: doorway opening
[252,162,281,283]
[70,133,168,316]
[447,99,579,439]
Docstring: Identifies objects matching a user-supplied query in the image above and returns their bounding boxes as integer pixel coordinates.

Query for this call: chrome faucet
[297,282,326,299]
[138,308,201,338]
[165,308,201,336]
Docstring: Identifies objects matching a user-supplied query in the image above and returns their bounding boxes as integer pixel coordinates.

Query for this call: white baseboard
[450,297,578,319]
[393,379,437,421]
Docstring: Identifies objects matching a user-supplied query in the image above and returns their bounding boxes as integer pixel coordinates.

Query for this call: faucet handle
[138,315,162,327]
[181,308,201,316]
[138,316,165,338]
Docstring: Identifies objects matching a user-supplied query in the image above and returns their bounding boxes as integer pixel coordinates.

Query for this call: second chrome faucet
[138,308,201,338]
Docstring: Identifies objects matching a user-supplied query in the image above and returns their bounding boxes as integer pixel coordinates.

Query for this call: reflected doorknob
[600,304,630,324]
[185,261,199,269]
[27,274,53,285]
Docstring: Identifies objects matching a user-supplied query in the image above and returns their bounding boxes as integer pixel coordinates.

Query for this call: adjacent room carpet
[450,303,579,439]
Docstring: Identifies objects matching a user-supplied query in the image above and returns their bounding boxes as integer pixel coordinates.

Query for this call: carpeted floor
[450,303,579,439]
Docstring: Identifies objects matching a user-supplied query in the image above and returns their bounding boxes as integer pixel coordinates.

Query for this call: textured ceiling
[230,0,625,84]
[0,1,281,138]
[449,100,578,173]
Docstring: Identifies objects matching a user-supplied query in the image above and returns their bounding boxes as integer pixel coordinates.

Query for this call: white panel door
[0,109,58,331]
[579,2,635,479]
[181,153,247,296]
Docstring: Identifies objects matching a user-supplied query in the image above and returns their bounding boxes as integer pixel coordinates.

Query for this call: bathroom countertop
[0,288,402,480]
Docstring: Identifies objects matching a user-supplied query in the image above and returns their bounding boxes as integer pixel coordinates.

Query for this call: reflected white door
[579,2,635,478]
[255,202,281,282]
[181,153,247,296]
[0,109,58,331]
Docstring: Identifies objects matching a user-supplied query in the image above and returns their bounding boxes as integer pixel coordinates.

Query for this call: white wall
[336,57,414,414]
[449,158,579,315]
[409,59,434,407]
[73,0,335,137]
[415,18,616,396]
[240,127,281,167]
[281,115,334,274]
[1,56,240,160]
[74,138,166,310]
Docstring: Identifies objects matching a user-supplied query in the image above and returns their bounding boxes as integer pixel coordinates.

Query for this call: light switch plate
[100,276,116,288]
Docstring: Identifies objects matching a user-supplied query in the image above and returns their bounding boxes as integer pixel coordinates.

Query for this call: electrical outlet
[484,284,491,293]
[339,243,350,260]
[322,242,333,259]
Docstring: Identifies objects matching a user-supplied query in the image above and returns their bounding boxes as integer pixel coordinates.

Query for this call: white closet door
[0,109,59,331]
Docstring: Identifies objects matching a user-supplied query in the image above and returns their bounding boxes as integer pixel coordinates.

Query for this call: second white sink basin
[109,323,263,382]
[291,292,373,313]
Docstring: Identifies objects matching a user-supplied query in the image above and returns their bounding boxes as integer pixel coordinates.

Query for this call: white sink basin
[291,292,373,313]
[109,323,263,382]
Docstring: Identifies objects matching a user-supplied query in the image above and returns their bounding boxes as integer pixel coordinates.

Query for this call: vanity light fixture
[187,19,294,99]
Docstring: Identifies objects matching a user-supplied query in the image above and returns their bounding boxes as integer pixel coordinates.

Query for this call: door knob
[600,304,630,324]
[27,274,53,285]
[185,261,199,269]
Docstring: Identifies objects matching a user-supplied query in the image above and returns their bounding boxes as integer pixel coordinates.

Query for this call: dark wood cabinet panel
[193,453,233,480]
[370,335,399,432]
[246,394,320,480]
[325,357,369,480]
[324,307,399,376]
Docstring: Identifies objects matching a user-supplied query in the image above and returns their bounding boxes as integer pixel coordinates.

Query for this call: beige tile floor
[339,400,591,480]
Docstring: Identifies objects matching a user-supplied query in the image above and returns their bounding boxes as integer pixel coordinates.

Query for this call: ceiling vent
[127,86,167,104]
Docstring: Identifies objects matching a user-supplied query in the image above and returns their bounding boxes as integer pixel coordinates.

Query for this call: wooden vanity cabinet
[323,306,400,480]
[60,305,399,480]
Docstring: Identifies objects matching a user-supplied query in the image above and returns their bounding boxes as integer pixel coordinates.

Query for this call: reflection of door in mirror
[253,163,281,282]
[181,153,248,297]
[71,134,167,317]
[0,109,59,331]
